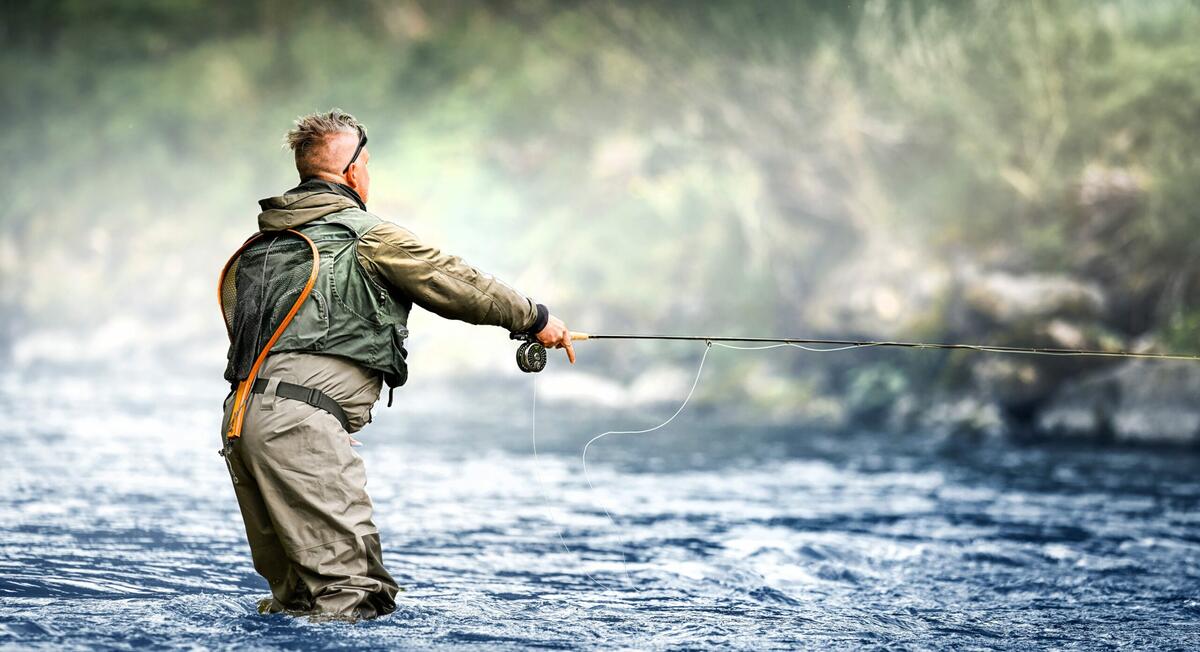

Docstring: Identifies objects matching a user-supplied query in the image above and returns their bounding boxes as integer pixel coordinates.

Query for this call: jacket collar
[287,177,366,211]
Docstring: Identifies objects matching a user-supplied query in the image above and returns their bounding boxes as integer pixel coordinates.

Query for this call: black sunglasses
[342,125,368,174]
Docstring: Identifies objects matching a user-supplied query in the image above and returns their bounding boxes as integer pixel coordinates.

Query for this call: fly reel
[510,332,547,373]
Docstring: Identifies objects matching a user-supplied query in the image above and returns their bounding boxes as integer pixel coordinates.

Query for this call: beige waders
[220,352,398,619]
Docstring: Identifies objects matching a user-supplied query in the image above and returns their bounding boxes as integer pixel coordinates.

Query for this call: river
[1,368,1198,649]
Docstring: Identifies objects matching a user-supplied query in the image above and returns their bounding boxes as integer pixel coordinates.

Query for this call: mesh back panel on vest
[222,231,315,384]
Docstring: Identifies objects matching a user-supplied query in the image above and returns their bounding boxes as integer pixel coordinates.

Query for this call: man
[218,109,574,620]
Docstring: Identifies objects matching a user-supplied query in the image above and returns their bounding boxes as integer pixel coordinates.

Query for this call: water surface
[1,370,1198,649]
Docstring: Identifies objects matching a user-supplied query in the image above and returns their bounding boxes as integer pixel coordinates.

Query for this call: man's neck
[308,172,347,186]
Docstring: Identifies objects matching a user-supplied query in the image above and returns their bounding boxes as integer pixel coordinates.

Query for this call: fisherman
[218,109,575,620]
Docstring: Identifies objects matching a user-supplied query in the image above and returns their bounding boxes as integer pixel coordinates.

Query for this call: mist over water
[2,368,1198,650]
[8,1,1200,445]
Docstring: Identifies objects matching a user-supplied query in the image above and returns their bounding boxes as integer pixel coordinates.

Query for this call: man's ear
[343,161,368,203]
[344,162,362,190]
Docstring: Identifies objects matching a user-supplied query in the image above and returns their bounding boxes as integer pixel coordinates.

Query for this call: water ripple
[2,373,1199,648]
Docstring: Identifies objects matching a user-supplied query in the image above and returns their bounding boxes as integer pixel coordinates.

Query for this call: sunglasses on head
[342,125,368,175]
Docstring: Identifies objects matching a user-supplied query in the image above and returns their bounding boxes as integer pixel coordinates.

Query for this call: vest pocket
[277,290,329,350]
[390,325,409,387]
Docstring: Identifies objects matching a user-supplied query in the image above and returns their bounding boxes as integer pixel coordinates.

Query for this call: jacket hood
[257,181,364,231]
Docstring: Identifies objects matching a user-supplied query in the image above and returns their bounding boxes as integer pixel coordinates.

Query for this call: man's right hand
[536,314,576,364]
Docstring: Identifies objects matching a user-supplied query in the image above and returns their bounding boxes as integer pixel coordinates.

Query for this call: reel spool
[510,332,547,373]
[516,341,547,373]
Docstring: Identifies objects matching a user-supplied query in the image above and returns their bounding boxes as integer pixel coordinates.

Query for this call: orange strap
[218,229,320,440]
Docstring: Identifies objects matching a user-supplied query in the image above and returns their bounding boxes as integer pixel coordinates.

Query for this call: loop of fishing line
[528,338,892,591]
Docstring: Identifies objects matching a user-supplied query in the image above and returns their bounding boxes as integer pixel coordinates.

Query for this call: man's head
[285,109,371,203]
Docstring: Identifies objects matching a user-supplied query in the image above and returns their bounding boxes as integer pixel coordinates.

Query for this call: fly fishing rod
[509,331,1200,372]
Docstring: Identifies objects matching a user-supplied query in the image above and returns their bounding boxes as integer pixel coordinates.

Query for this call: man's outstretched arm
[357,221,575,362]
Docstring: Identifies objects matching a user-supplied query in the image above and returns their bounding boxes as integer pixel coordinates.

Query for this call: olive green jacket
[257,183,541,335]
[260,181,547,357]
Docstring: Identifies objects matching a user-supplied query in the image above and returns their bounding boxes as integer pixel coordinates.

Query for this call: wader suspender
[218,228,320,441]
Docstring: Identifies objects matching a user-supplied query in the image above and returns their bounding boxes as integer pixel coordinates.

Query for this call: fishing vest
[221,208,410,393]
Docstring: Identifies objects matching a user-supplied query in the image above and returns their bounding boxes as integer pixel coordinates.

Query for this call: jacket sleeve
[356,220,542,333]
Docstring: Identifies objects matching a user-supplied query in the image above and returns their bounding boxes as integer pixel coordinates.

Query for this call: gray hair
[284,108,364,178]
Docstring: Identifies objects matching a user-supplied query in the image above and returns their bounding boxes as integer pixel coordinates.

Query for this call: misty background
[4,0,1200,444]
[6,3,1200,648]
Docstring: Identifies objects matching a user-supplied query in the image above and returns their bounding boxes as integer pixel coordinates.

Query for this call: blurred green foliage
[2,0,1198,388]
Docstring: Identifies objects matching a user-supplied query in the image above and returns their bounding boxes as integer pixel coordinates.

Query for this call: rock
[960,270,1106,324]
[1038,359,1200,445]
[948,270,1125,426]
[920,396,1006,439]
[1036,373,1119,440]
[972,357,1049,410]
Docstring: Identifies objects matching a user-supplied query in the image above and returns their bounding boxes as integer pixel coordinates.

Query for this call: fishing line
[524,329,1200,590]
[529,374,616,593]
[529,339,886,590]
[576,342,712,593]
[571,333,1200,361]
[527,346,713,592]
